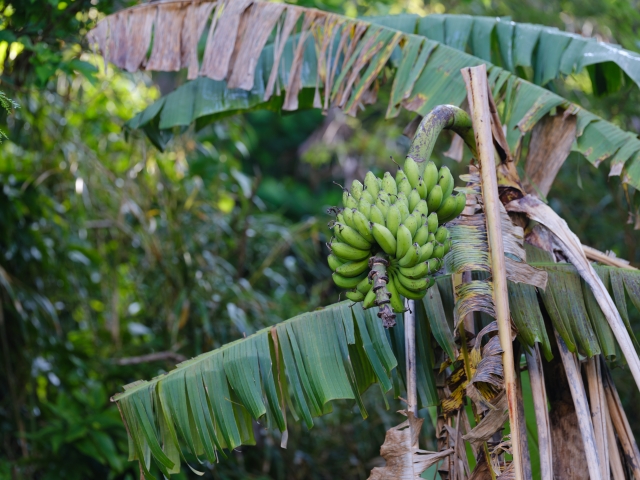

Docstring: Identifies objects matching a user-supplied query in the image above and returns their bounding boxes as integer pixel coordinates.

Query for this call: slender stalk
[406,105,477,174]
[554,331,603,480]
[524,345,554,480]
[586,356,610,480]
[605,406,626,480]
[404,298,417,417]
[461,64,524,480]
[602,362,640,477]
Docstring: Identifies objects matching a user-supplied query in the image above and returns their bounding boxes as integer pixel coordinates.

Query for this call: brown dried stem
[461,64,524,480]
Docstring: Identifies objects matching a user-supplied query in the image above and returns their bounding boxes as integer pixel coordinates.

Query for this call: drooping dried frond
[445,170,546,335]
[508,195,640,391]
[454,280,496,324]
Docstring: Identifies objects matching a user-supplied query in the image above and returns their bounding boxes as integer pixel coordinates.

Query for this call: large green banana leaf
[368,13,640,94]
[89,3,640,189]
[113,264,640,477]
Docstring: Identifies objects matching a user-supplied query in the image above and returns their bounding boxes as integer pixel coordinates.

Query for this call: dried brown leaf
[283,12,319,111]
[524,111,577,198]
[368,411,453,480]
[227,2,285,89]
[463,392,508,445]
[123,8,157,72]
[264,7,302,101]
[146,4,188,71]
[182,2,215,79]
[200,0,254,80]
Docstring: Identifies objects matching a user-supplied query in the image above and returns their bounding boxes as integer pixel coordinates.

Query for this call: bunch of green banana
[327,157,466,328]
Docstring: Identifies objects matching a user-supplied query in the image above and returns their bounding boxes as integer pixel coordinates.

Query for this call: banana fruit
[327,150,467,323]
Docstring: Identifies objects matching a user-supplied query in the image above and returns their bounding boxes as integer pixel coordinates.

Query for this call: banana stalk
[406,105,477,175]
[369,254,396,328]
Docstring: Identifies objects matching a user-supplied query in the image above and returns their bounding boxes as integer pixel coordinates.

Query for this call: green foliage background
[0,0,638,479]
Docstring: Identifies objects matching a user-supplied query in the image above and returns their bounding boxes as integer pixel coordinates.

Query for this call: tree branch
[115,351,187,366]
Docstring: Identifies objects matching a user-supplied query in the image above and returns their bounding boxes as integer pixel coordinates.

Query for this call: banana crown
[327,157,466,315]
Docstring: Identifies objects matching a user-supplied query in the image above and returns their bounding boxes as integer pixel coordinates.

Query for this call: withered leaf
[368,411,453,480]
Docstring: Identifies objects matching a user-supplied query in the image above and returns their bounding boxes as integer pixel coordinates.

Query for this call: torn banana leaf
[91,3,640,189]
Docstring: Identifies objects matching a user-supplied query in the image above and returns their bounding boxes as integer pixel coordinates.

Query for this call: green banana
[363,288,377,309]
[392,273,427,300]
[438,166,454,198]
[404,214,418,237]
[423,161,439,192]
[327,254,344,271]
[342,207,357,230]
[336,258,369,277]
[382,172,397,196]
[361,190,375,204]
[399,261,429,279]
[372,223,397,255]
[398,243,421,268]
[435,195,457,222]
[356,276,373,295]
[353,211,374,242]
[332,271,368,289]
[416,177,427,199]
[434,226,449,244]
[432,243,446,259]
[344,192,358,209]
[333,224,347,244]
[386,204,401,237]
[413,224,430,246]
[395,224,413,259]
[427,184,443,212]
[413,199,428,217]
[419,241,435,262]
[370,205,386,226]
[426,257,441,274]
[396,272,429,291]
[398,202,410,222]
[350,180,364,201]
[337,223,371,250]
[358,198,372,219]
[427,212,439,233]
[376,194,389,217]
[346,290,365,302]
[364,172,379,197]
[386,274,405,313]
[397,177,412,196]
[342,189,349,206]
[396,168,408,185]
[439,193,466,223]
[396,192,409,207]
[404,157,420,188]
[408,189,421,212]
[330,242,371,261]
[444,238,452,255]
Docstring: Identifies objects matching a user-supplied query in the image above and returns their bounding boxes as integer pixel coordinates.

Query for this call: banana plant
[89,2,640,478]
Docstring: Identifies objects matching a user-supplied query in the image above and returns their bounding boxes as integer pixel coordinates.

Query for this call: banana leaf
[113,264,640,476]
[90,3,640,189]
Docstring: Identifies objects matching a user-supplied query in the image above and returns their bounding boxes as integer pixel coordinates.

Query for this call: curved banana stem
[406,105,477,174]
[369,254,395,328]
